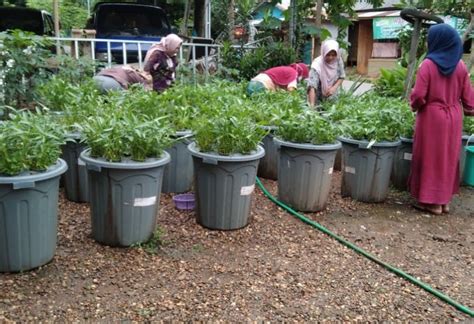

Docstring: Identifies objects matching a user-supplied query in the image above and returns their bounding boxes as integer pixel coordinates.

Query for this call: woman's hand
[324,86,337,97]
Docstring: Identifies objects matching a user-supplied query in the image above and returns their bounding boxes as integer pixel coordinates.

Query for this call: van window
[96,6,169,36]
[0,8,44,34]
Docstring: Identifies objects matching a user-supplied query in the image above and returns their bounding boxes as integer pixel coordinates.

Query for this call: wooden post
[356,20,373,75]
[404,18,421,100]
[228,0,235,41]
[180,0,191,36]
[53,0,60,54]
[313,0,323,59]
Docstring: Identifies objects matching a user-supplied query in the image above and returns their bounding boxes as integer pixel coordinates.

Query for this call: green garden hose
[255,177,474,317]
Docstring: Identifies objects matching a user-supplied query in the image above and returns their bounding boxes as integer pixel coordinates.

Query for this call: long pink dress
[409,59,474,204]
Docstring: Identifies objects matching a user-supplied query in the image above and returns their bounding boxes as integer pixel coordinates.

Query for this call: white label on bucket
[404,153,412,161]
[77,158,85,166]
[328,167,334,174]
[241,184,255,196]
[133,196,157,207]
[345,166,356,174]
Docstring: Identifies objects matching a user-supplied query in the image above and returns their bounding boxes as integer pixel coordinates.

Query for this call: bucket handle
[13,181,35,190]
[465,134,474,148]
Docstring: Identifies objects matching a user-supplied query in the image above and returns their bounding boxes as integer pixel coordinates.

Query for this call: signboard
[373,17,407,40]
[373,16,471,40]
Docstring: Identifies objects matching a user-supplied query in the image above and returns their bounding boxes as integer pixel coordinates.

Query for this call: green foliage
[277,110,337,145]
[27,0,89,31]
[133,227,165,255]
[464,117,474,134]
[374,66,407,98]
[0,30,53,108]
[53,55,102,84]
[39,78,102,131]
[190,81,268,155]
[79,89,174,162]
[250,90,305,126]
[336,93,414,142]
[221,41,297,81]
[0,109,66,175]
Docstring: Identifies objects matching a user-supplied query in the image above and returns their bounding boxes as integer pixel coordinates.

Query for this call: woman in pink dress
[410,23,474,215]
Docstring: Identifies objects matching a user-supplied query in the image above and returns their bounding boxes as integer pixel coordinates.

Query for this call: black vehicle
[86,2,172,63]
[0,7,55,35]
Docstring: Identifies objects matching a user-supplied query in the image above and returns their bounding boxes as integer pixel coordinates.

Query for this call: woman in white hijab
[307,39,346,107]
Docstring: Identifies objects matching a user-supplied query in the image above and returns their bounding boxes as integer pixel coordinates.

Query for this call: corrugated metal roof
[357,10,401,18]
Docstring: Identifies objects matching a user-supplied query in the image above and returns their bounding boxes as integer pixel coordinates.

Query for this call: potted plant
[39,77,102,202]
[391,102,415,191]
[274,110,340,212]
[78,96,173,247]
[0,110,67,272]
[336,94,403,203]
[157,85,200,193]
[251,90,305,180]
[188,99,266,230]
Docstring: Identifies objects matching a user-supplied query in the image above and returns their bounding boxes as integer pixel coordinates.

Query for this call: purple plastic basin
[172,193,195,210]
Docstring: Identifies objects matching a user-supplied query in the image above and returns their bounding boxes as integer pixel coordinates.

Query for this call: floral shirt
[307,57,346,100]
[143,50,178,92]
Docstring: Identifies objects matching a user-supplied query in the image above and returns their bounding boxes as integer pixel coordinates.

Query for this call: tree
[398,0,473,71]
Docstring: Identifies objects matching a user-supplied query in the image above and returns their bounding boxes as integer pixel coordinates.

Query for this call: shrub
[0,30,53,108]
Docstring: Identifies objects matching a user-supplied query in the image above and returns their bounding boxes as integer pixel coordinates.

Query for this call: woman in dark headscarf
[410,23,474,215]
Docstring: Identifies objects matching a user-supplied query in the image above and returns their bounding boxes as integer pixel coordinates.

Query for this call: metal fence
[49,37,221,77]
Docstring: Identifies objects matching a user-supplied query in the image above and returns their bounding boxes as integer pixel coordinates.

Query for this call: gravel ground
[0,172,473,321]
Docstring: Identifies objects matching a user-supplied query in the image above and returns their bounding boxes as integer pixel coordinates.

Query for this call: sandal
[412,203,442,215]
[442,204,450,213]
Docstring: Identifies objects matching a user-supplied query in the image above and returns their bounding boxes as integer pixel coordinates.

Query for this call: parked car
[86,2,172,63]
[0,7,55,36]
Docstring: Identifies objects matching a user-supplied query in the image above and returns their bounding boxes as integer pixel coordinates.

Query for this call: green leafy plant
[133,227,165,255]
[334,93,413,142]
[374,66,407,98]
[0,30,53,108]
[277,110,337,145]
[192,97,267,155]
[79,91,174,162]
[250,90,305,127]
[0,109,66,175]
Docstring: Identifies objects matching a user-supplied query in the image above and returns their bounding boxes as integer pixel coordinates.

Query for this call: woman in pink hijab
[144,33,183,92]
[307,39,346,107]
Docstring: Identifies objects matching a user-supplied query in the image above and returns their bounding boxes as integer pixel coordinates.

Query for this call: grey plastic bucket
[391,137,413,191]
[257,126,279,180]
[275,138,341,212]
[0,159,68,272]
[188,142,265,230]
[339,137,400,203]
[162,130,194,193]
[61,133,89,202]
[80,149,170,247]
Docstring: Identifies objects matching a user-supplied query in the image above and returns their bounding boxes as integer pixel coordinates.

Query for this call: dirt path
[0,173,472,321]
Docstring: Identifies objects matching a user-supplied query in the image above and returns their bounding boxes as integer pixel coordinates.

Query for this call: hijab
[311,39,340,95]
[290,63,309,80]
[144,33,183,65]
[426,23,463,76]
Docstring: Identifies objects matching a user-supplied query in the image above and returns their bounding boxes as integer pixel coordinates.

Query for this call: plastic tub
[173,193,195,210]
